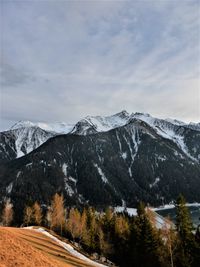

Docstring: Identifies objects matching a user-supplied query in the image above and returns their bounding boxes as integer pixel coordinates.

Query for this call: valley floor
[0,227,106,267]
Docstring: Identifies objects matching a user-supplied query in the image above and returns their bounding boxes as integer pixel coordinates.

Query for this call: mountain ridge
[1,111,199,163]
[0,116,200,224]
[0,111,199,224]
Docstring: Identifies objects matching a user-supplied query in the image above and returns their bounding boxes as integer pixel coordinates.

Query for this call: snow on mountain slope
[1,116,200,209]
[1,111,199,162]
[0,126,55,160]
[165,118,185,126]
[186,122,200,132]
[71,110,130,135]
[86,110,130,131]
[130,113,200,162]
[11,120,74,134]
[1,120,73,161]
[9,112,200,136]
[11,121,37,129]
[13,126,55,158]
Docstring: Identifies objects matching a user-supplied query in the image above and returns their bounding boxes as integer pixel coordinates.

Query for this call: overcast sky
[0,0,200,130]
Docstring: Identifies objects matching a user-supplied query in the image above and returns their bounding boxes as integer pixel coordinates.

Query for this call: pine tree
[2,199,13,226]
[103,207,114,232]
[195,224,200,244]
[134,202,163,267]
[175,194,199,267]
[113,214,130,265]
[176,195,193,238]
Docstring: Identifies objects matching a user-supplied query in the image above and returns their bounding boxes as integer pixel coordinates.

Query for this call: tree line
[1,194,200,267]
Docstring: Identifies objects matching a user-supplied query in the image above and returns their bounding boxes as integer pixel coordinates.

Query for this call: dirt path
[0,227,103,267]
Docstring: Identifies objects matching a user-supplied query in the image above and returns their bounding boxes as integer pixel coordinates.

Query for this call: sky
[0,0,200,130]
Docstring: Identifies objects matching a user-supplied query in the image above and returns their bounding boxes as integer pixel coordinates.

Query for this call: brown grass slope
[0,227,102,267]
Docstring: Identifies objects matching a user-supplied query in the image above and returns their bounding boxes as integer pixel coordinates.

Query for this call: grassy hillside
[0,227,106,267]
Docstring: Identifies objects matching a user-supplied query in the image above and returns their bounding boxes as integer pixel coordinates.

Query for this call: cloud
[0,62,34,87]
[0,0,199,130]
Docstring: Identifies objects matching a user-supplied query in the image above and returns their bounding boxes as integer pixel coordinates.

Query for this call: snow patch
[116,132,122,152]
[69,176,77,183]
[64,177,74,196]
[153,202,200,211]
[6,182,13,194]
[122,152,127,159]
[115,207,173,230]
[24,227,107,267]
[16,171,21,178]
[26,162,32,167]
[115,206,137,216]
[11,120,74,134]
[121,199,126,207]
[11,126,54,158]
[123,127,141,177]
[94,164,108,183]
[157,155,166,161]
[149,177,160,188]
[62,163,68,176]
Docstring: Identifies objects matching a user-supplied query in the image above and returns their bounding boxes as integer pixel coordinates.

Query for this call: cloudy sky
[0,0,200,130]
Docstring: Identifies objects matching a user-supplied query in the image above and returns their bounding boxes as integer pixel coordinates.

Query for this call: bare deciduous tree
[66,208,81,240]
[24,206,34,226]
[33,202,42,225]
[161,218,177,267]
[49,193,66,235]
[2,199,13,226]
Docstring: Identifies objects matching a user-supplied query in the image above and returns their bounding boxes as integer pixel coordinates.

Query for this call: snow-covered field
[114,206,137,216]
[152,203,200,211]
[115,203,200,214]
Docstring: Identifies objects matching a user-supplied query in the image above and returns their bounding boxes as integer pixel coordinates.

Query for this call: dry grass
[0,227,100,267]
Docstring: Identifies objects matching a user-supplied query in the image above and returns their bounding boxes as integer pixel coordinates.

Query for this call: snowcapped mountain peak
[112,110,130,118]
[130,112,155,126]
[1,111,200,163]
[0,124,55,160]
[10,120,37,130]
[36,122,74,134]
[10,120,74,134]
[72,110,130,135]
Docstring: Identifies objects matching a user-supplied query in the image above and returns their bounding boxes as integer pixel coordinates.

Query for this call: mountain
[0,111,130,162]
[0,120,75,163]
[1,111,199,163]
[186,122,200,132]
[71,110,130,135]
[10,120,74,134]
[0,126,55,163]
[129,113,200,162]
[70,111,200,163]
[0,115,200,223]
